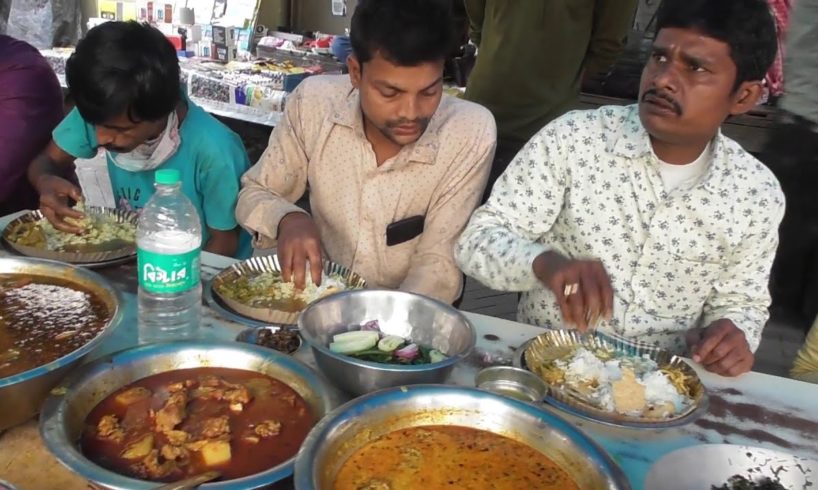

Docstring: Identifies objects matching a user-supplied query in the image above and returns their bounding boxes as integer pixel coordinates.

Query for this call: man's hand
[35,175,85,234]
[685,319,754,377]
[532,251,613,331]
[277,212,323,289]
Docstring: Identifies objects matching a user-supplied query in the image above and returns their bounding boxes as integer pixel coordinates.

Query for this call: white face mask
[108,110,181,172]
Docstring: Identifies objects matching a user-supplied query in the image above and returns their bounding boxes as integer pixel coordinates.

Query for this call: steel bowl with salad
[298,289,476,396]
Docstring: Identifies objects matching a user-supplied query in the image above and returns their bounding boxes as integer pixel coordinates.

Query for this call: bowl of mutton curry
[0,257,121,430]
[40,341,336,490]
[293,384,631,490]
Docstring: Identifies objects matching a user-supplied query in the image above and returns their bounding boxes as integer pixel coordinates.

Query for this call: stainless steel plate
[645,444,818,490]
[210,255,366,325]
[513,330,708,428]
[2,207,137,264]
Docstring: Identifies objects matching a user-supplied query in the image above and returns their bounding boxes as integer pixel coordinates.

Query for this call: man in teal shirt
[27,21,251,258]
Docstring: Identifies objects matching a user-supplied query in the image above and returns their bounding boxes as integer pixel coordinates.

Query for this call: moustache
[386,117,430,129]
[641,89,683,116]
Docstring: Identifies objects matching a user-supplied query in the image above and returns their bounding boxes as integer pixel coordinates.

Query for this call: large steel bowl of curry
[0,257,123,430]
[39,341,336,490]
[294,384,632,490]
[298,289,476,396]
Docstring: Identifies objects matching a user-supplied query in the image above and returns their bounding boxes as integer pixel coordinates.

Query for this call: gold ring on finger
[563,283,579,297]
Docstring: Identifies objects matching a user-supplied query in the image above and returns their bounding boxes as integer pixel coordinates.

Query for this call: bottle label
[137,248,201,293]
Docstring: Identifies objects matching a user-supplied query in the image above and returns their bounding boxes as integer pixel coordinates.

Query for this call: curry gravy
[334,425,579,490]
[82,367,315,483]
[0,274,110,379]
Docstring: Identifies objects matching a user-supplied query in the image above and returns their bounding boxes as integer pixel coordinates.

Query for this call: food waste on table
[711,475,787,490]
[328,320,447,365]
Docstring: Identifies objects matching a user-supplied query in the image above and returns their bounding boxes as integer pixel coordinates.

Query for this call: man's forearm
[28,152,65,191]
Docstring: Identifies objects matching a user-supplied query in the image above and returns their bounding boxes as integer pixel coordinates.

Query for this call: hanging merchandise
[3,0,81,48]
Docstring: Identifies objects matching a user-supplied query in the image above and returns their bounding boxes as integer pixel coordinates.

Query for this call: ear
[347,55,362,89]
[729,81,764,116]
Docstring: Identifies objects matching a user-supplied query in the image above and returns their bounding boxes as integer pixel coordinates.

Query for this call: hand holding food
[35,174,86,235]
[686,319,754,377]
[277,212,324,289]
[533,251,614,331]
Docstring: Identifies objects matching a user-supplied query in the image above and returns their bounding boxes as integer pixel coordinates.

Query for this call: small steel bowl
[475,366,548,403]
[39,341,335,490]
[297,289,476,396]
[293,384,631,490]
[235,325,303,355]
[0,257,122,430]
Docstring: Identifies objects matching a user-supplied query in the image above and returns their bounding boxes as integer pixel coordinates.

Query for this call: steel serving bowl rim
[39,340,334,490]
[293,384,632,490]
[512,333,709,429]
[297,289,477,373]
[0,256,123,389]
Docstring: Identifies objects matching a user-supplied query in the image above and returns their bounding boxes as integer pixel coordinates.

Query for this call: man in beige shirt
[236,0,496,304]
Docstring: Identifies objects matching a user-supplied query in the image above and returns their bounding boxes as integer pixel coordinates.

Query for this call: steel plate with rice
[211,255,366,325]
[513,330,707,428]
[3,206,138,264]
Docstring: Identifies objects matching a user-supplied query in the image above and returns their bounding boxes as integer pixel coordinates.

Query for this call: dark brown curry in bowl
[0,257,121,431]
[81,367,315,483]
[40,341,335,490]
[0,274,111,379]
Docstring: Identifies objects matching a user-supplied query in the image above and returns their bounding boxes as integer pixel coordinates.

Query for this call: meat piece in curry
[0,274,111,379]
[81,367,314,483]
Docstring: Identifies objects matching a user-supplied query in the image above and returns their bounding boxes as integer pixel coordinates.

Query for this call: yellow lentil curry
[334,425,579,490]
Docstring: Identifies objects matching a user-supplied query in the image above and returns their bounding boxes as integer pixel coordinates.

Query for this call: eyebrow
[652,45,714,68]
[373,76,444,93]
[100,122,138,130]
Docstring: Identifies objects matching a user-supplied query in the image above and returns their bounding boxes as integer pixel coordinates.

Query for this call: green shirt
[464,0,637,146]
[53,99,253,259]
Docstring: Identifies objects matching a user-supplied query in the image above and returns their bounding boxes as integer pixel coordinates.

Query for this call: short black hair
[66,21,180,124]
[350,0,455,66]
[656,0,778,89]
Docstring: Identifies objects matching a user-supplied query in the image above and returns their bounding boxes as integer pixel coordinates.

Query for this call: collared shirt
[455,105,785,354]
[236,75,496,303]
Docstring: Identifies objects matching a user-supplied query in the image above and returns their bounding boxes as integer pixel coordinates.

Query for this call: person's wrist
[532,251,564,283]
[278,212,308,236]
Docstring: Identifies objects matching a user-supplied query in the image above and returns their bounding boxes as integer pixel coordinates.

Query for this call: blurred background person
[764,0,818,330]
[0,34,65,216]
[464,0,638,200]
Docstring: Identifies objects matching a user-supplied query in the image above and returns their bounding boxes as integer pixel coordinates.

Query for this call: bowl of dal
[293,384,631,490]
[0,256,122,430]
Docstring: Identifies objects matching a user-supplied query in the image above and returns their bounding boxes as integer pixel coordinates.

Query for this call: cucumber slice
[429,349,447,363]
[377,335,405,352]
[329,331,379,354]
[332,330,379,344]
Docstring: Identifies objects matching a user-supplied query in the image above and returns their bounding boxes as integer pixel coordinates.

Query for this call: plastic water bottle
[137,169,202,343]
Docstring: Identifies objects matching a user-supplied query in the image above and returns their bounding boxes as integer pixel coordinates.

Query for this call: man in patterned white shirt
[456,0,784,377]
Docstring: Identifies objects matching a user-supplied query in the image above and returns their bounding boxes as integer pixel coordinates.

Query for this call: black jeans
[762,112,818,327]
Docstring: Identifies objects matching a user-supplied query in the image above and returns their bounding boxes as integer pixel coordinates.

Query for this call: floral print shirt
[455,105,785,354]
